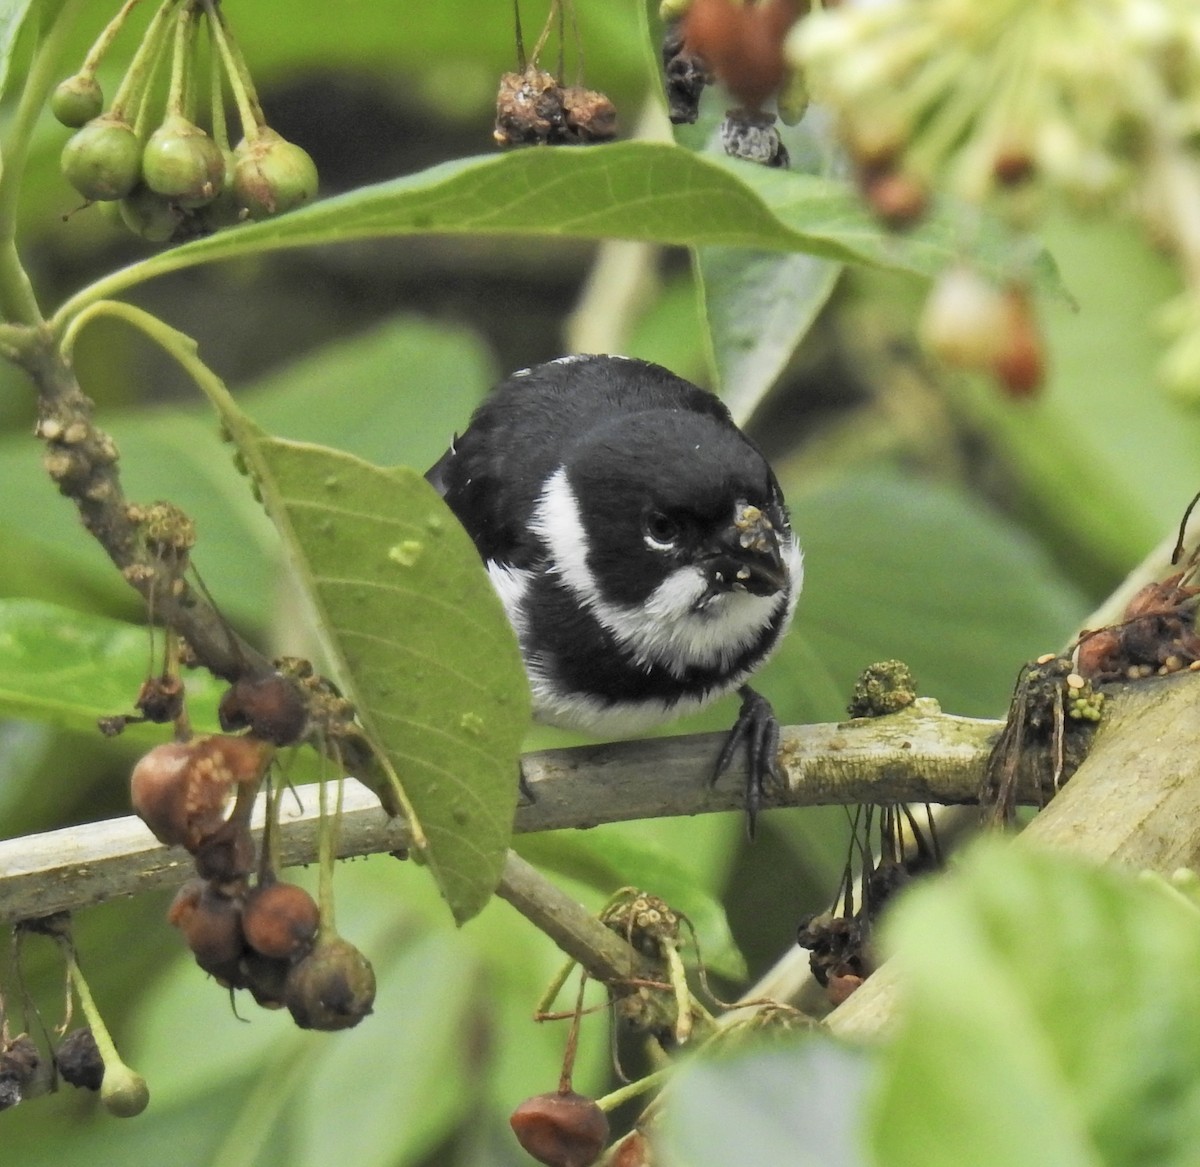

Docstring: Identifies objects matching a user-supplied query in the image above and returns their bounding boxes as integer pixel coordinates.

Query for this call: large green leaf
[0,597,221,734]
[56,143,1052,316]
[235,425,529,922]
[875,844,1200,1167]
[698,246,842,424]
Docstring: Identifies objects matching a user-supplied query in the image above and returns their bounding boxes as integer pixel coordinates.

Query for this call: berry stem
[593,1067,670,1113]
[556,971,589,1094]
[165,0,199,120]
[78,0,144,80]
[56,936,149,1116]
[207,10,231,151]
[315,770,338,939]
[202,0,265,140]
[109,0,182,121]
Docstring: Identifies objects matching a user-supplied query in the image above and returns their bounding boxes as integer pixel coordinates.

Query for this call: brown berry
[510,1091,609,1167]
[242,881,320,961]
[56,1027,104,1092]
[130,740,223,848]
[991,287,1045,397]
[168,879,246,980]
[284,937,376,1031]
[682,0,799,112]
[239,950,292,1009]
[131,735,268,851]
[0,1034,40,1111]
[219,671,308,746]
[860,167,928,229]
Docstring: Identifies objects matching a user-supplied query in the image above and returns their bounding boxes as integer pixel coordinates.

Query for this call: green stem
[594,1066,670,1113]
[79,0,144,78]
[109,0,182,120]
[202,0,264,140]
[165,0,200,120]
[207,7,230,149]
[0,0,92,325]
[59,939,149,1116]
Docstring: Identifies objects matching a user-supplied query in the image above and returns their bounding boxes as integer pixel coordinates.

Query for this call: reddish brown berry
[510,1091,610,1167]
[130,735,268,851]
[682,0,799,112]
[1075,627,1122,678]
[610,1132,652,1167]
[168,879,246,980]
[242,881,320,962]
[284,937,376,1031]
[860,167,928,229]
[991,287,1045,397]
[219,671,308,746]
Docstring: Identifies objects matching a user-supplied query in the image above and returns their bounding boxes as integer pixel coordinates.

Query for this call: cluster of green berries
[53,0,318,244]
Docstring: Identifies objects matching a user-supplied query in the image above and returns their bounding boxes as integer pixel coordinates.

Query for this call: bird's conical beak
[704,502,788,597]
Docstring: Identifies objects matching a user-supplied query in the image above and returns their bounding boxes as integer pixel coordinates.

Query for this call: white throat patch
[531,468,795,678]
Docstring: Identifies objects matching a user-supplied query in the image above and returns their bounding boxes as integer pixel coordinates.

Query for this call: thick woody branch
[825,670,1200,1041]
[0,700,1006,926]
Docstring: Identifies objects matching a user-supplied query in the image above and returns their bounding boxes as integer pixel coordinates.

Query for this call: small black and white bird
[426,354,803,827]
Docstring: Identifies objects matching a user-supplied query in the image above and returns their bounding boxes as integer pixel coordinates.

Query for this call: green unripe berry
[233,128,318,220]
[142,115,226,207]
[99,1062,149,1118]
[60,115,141,201]
[118,184,184,242]
[51,74,104,128]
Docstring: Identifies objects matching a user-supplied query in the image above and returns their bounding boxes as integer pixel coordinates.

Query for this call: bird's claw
[712,685,781,837]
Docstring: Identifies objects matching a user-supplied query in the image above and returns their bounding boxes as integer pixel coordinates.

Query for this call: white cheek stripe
[531,469,799,678]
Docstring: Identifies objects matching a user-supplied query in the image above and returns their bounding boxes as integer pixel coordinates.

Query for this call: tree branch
[824,670,1200,1041]
[0,699,1008,926]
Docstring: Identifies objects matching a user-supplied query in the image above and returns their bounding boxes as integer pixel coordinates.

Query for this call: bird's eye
[643,511,681,549]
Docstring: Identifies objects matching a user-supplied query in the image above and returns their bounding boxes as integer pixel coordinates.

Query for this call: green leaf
[0,0,36,102]
[658,1039,873,1167]
[248,434,529,921]
[697,246,841,424]
[875,844,1200,1167]
[62,144,1053,313]
[0,597,221,734]
[516,830,748,982]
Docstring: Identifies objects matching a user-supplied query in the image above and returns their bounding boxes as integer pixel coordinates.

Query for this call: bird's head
[532,408,800,671]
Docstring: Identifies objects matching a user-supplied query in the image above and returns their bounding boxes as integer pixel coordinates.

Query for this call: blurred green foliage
[1,0,1197,1163]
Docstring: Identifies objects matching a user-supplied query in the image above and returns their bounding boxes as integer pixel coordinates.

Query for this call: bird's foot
[712,685,781,837]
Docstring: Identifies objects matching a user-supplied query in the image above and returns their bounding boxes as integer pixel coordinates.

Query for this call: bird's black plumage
[427,355,803,828]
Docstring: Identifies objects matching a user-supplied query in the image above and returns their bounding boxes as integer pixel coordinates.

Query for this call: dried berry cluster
[494,67,617,148]
[798,795,941,1007]
[130,670,375,1031]
[1076,570,1200,683]
[55,0,317,243]
[493,0,616,148]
